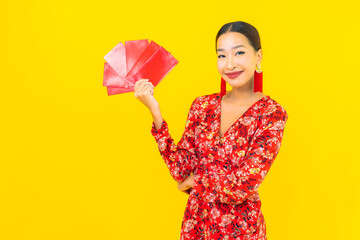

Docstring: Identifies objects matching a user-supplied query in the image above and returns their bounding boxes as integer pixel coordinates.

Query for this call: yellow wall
[1,0,359,239]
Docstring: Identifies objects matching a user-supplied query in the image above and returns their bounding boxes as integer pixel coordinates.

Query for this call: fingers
[177,181,188,191]
[133,79,159,110]
[134,79,154,94]
[135,85,152,98]
[134,79,146,94]
[134,79,148,89]
[134,79,155,98]
[177,182,182,191]
[134,79,154,90]
[178,181,192,195]
[138,82,152,93]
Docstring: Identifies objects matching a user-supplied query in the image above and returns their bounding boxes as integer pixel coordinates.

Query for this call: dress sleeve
[151,97,200,182]
[191,105,288,204]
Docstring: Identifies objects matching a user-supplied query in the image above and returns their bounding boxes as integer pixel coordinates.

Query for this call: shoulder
[188,92,220,117]
[192,92,219,104]
[261,96,288,123]
[191,92,219,107]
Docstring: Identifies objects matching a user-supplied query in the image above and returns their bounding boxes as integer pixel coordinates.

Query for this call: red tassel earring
[220,63,262,97]
[254,63,263,93]
[220,77,226,98]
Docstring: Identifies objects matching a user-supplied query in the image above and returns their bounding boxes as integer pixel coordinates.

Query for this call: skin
[134,31,265,194]
[216,32,265,138]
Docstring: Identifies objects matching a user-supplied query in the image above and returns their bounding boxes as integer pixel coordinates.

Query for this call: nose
[226,55,236,70]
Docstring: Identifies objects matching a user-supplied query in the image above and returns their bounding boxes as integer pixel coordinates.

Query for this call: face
[216,32,262,89]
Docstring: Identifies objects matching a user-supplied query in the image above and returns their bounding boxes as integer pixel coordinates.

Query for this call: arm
[151,98,200,182]
[191,106,288,204]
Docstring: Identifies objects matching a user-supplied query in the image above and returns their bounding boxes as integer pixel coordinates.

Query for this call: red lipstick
[225,71,243,79]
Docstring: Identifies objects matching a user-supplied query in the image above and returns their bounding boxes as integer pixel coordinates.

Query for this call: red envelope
[125,39,149,72]
[103,41,128,88]
[103,39,178,96]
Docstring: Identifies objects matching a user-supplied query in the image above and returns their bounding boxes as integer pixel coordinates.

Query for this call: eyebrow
[216,45,245,52]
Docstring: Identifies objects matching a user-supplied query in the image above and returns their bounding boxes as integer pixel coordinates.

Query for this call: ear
[256,49,263,65]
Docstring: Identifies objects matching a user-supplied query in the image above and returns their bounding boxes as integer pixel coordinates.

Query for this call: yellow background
[1,0,359,239]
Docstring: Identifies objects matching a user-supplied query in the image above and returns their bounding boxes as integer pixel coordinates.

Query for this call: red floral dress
[151,92,288,240]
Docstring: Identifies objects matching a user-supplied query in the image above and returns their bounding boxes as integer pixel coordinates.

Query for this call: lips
[225,71,243,79]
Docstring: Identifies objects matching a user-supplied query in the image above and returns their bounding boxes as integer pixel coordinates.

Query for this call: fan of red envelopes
[103,39,179,96]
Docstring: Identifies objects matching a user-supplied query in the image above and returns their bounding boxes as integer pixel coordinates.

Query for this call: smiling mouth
[225,71,243,79]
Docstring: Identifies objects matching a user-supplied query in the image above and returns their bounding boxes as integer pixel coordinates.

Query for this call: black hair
[215,21,261,52]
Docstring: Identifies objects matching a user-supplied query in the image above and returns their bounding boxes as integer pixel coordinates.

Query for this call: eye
[217,55,225,58]
[236,51,245,55]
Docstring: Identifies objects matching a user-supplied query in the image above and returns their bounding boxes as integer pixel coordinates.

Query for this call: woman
[134,21,288,240]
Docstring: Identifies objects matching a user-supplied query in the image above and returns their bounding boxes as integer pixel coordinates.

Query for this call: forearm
[149,105,163,130]
[150,116,198,182]
[150,97,200,182]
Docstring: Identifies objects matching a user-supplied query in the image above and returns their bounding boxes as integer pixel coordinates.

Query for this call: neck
[225,77,257,103]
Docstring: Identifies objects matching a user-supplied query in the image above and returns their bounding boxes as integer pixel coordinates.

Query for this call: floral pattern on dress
[151,92,288,240]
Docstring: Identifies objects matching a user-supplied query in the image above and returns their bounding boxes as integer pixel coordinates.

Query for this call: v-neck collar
[216,93,270,141]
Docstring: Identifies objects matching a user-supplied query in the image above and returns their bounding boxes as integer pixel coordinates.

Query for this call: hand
[177,175,196,195]
[134,79,159,111]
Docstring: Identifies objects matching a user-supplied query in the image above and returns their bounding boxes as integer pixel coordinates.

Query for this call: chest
[194,105,258,158]
[219,103,253,139]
